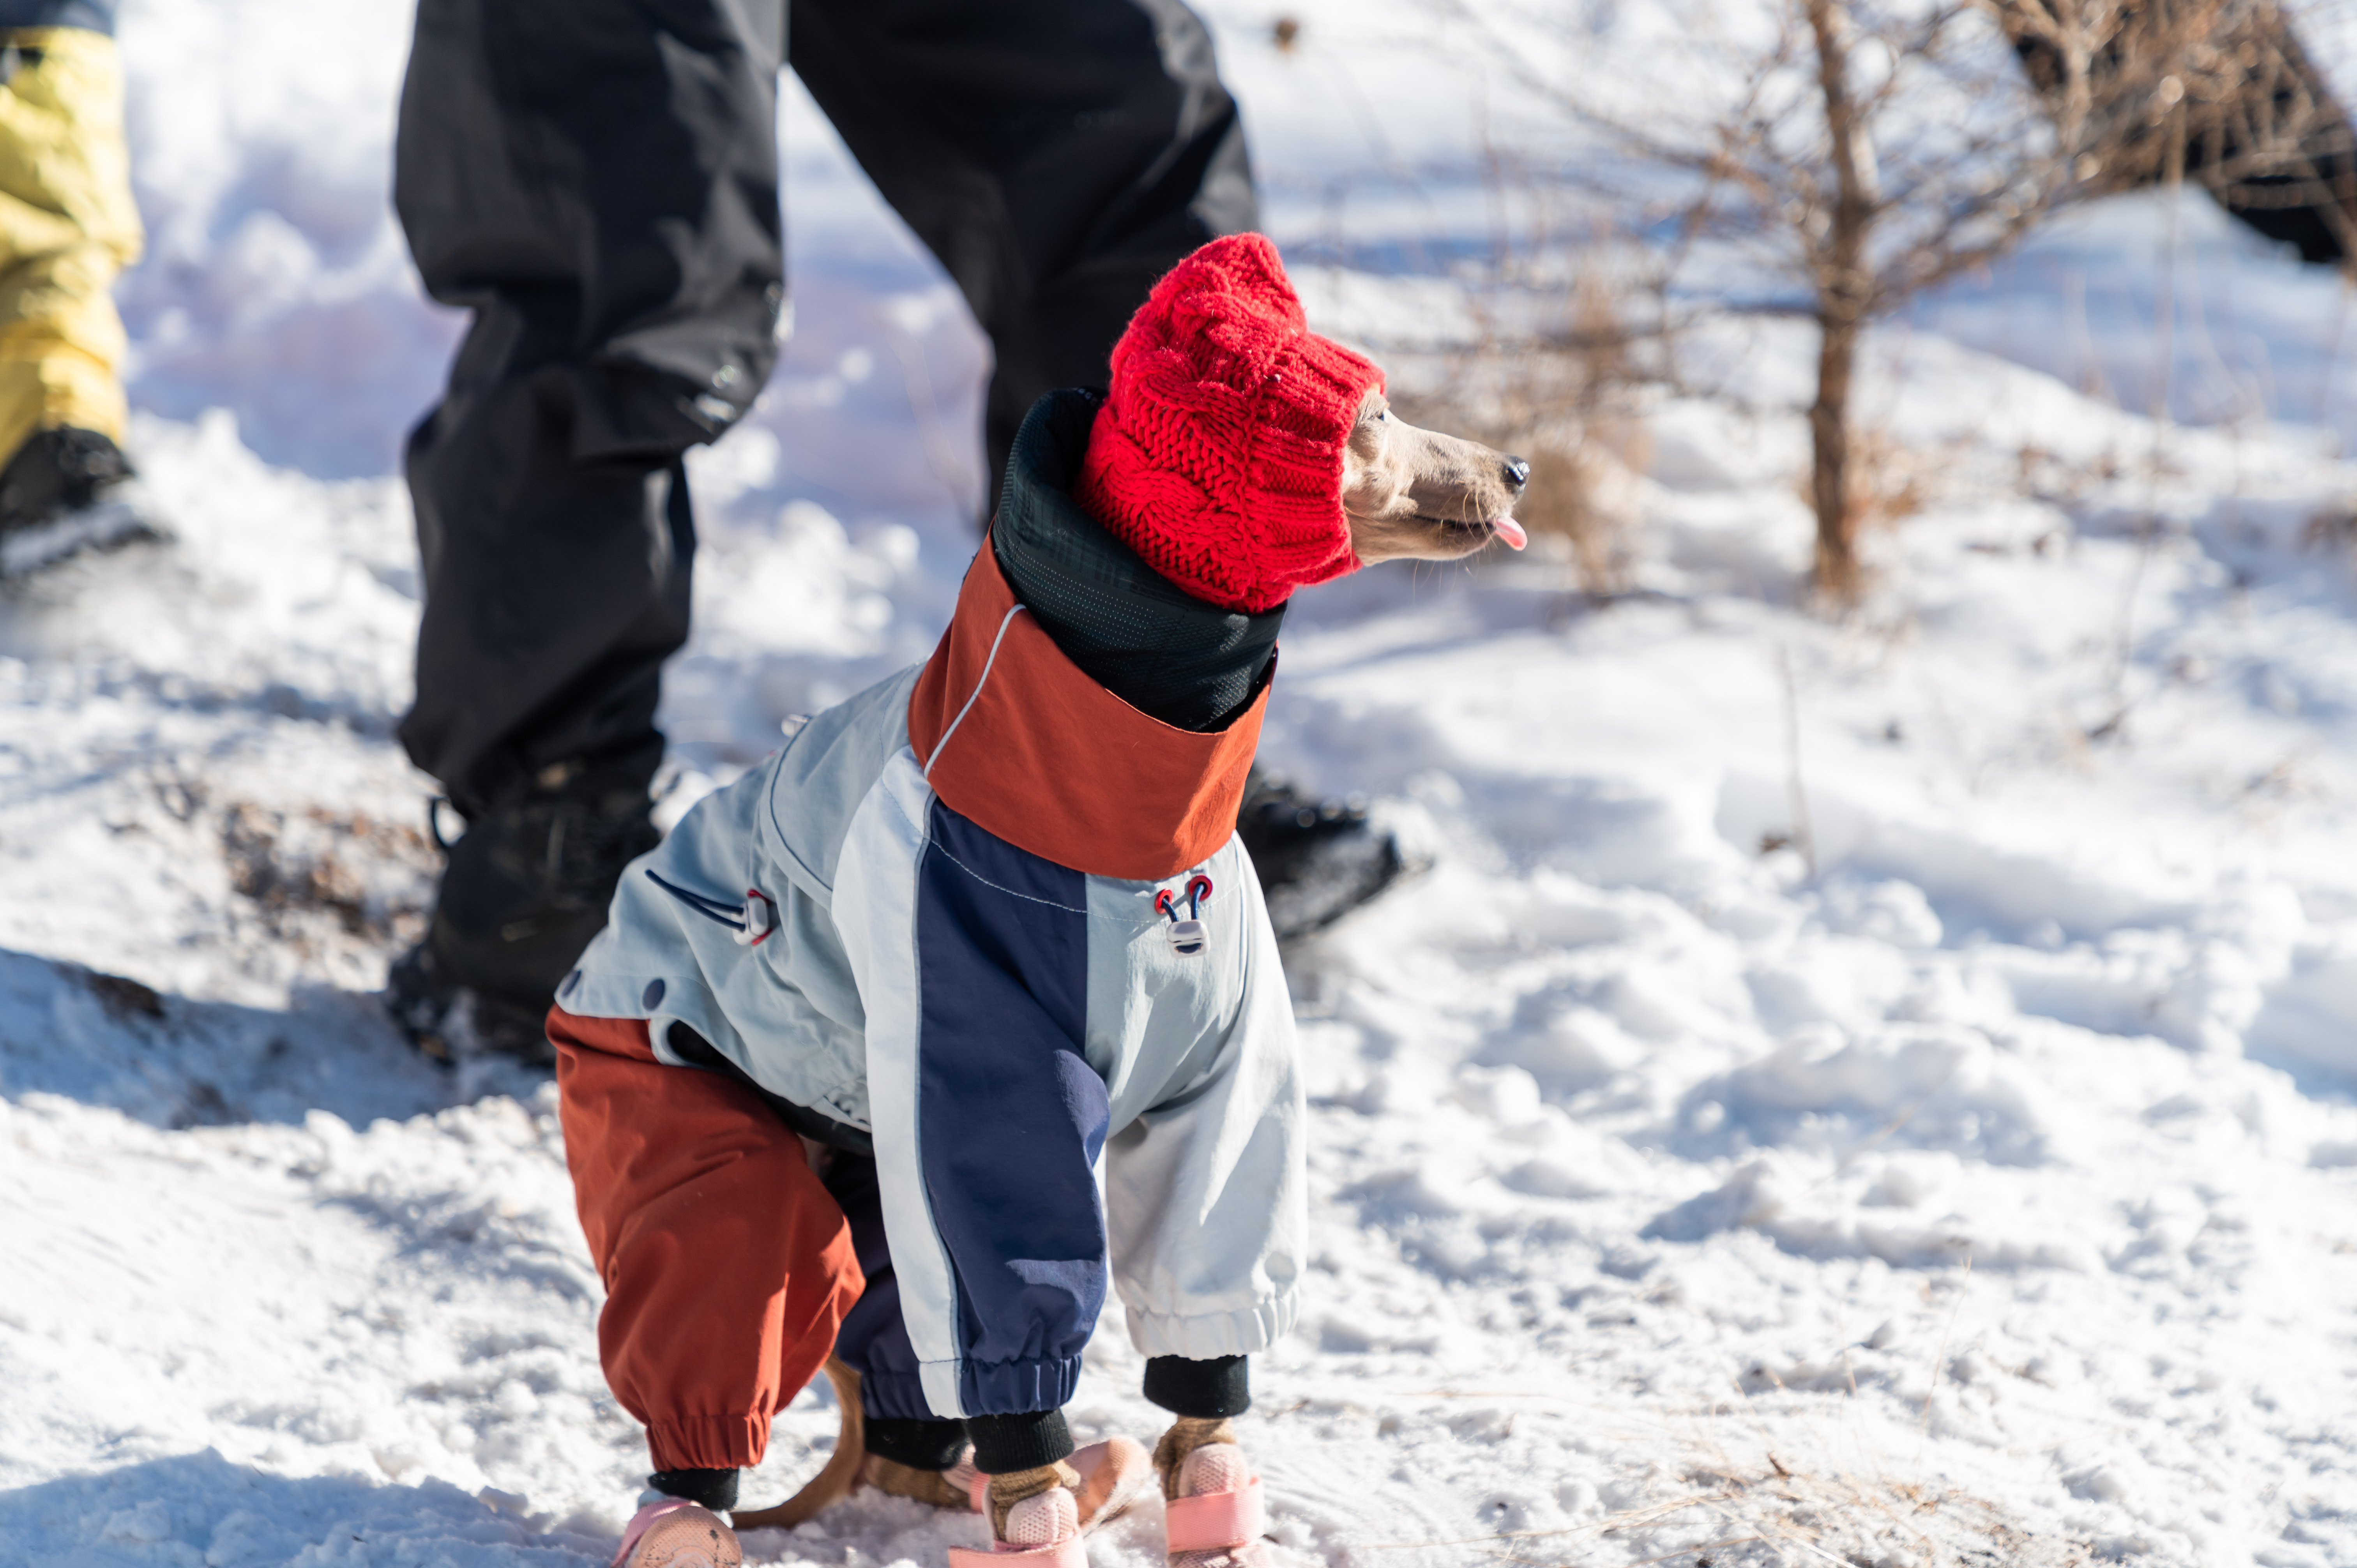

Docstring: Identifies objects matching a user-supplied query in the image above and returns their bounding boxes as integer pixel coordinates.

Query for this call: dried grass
[1389,267,1658,597]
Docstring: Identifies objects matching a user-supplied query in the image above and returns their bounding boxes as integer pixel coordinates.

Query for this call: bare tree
[1438,0,2353,597]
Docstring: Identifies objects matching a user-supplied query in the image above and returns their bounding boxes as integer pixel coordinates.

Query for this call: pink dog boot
[961,1438,1155,1533]
[609,1498,742,1568]
[947,1481,1086,1568]
[1074,1436,1156,1529]
[1164,1444,1270,1568]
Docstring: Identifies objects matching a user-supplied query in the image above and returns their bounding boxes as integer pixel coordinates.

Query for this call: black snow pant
[393,0,1257,825]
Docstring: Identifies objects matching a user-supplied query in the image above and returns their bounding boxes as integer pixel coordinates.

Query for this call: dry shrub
[1519,431,1657,592]
[2016,441,2126,505]
[2304,499,2357,552]
[1781,423,1953,601]
[1517,441,1622,588]
[1389,268,1655,596]
[2013,0,2357,257]
[1810,425,1936,540]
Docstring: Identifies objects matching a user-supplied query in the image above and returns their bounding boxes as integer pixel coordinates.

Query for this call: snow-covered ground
[15,2,2357,1565]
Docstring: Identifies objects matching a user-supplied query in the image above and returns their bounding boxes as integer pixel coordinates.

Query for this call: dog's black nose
[1503,457,1531,489]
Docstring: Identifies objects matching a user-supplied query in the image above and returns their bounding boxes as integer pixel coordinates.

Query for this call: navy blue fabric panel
[915,799,1106,1418]
[0,0,113,33]
[822,1154,938,1421]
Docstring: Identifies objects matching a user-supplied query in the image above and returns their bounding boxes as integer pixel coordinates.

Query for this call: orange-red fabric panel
[909,541,1266,881]
[549,1005,864,1473]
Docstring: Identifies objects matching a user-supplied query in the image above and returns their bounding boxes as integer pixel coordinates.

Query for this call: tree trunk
[1809,306,1862,595]
[1806,0,1875,598]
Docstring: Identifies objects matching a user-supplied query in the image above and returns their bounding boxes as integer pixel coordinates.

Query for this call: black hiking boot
[0,427,163,578]
[1237,774,1414,942]
[387,761,661,1066]
[385,941,556,1064]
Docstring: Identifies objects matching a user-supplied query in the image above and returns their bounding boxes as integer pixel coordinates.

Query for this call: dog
[557,234,1526,1568]
[731,384,1528,1544]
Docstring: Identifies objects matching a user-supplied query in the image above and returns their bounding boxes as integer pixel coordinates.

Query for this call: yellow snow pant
[0,27,139,470]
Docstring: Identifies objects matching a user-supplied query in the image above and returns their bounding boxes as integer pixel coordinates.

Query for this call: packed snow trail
[14,3,2357,1566]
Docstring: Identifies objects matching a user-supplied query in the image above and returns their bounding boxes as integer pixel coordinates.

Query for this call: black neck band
[992,389,1284,735]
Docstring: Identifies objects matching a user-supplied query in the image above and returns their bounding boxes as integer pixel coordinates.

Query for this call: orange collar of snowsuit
[908,540,1266,881]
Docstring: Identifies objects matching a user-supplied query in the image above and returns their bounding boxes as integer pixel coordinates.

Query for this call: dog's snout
[1503,456,1531,490]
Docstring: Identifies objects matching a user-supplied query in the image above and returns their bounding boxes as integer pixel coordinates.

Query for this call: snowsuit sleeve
[834,749,1113,1421]
[1096,855,1307,1361]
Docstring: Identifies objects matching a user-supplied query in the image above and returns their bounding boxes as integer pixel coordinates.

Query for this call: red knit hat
[1074,234,1383,613]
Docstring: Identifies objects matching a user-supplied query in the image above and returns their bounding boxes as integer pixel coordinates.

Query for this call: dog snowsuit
[551,235,1385,1514]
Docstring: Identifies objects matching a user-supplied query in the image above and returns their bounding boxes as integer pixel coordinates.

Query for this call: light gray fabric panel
[760,663,922,905]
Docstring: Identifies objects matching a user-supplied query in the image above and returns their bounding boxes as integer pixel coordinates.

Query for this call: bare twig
[1913,1250,1975,1470]
[1778,643,1819,879]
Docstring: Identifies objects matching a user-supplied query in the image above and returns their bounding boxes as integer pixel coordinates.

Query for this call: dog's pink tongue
[1492,517,1527,551]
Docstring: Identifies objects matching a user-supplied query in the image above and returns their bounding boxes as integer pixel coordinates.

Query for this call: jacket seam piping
[882,773,1137,923]
[921,602,1028,779]
[759,664,922,902]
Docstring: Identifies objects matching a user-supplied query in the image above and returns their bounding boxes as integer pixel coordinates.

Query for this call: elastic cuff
[645,1413,769,1472]
[1123,1291,1296,1360]
[648,1467,739,1511]
[865,1415,969,1470]
[1143,1354,1250,1418]
[966,1408,1074,1474]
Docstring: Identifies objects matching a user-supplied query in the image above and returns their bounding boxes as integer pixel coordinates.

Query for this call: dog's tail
[728,1355,865,1531]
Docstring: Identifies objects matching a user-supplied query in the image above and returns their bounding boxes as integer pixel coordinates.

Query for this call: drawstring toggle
[735,889,777,946]
[1156,874,1214,957]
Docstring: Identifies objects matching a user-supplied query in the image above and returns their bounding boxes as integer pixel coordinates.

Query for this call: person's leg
[549,1006,864,1495]
[0,6,150,573]
[388,0,787,1057]
[788,0,1253,508]
[0,20,136,466]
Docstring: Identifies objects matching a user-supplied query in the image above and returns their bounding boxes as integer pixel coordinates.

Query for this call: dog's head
[1076,233,1534,609]
[1342,390,1529,563]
